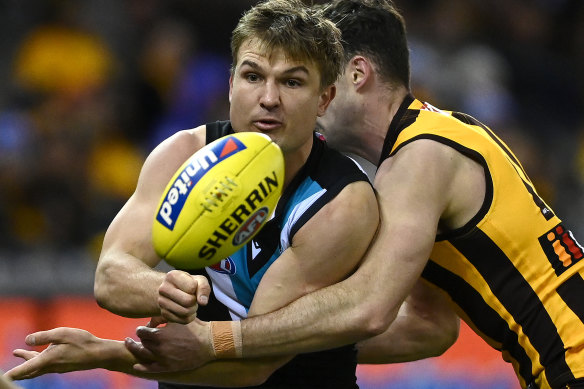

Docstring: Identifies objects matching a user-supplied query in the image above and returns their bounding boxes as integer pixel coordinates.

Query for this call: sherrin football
[152,132,284,269]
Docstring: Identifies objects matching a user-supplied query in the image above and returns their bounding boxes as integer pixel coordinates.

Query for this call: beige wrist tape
[210,321,243,358]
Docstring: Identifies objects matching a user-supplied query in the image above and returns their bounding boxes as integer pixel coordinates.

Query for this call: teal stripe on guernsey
[282,178,326,229]
[227,243,273,312]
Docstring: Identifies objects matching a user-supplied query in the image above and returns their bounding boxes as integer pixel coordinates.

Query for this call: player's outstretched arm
[5,327,275,387]
[94,127,207,318]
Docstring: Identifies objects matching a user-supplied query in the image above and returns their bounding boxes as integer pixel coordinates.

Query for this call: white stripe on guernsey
[343,152,376,181]
[280,188,327,250]
[205,269,248,320]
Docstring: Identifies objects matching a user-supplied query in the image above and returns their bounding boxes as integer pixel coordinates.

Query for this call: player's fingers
[4,365,28,380]
[165,270,198,294]
[192,275,211,305]
[135,325,180,353]
[25,327,74,346]
[4,357,46,380]
[146,316,167,328]
[135,326,160,342]
[160,307,196,324]
[8,367,42,381]
[24,331,51,347]
[125,338,156,362]
[3,366,26,381]
[157,293,197,313]
[16,370,42,381]
[158,283,198,311]
[12,349,39,361]
[158,297,197,324]
[132,362,169,373]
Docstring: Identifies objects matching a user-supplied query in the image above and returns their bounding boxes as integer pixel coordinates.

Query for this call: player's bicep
[100,127,207,267]
[249,181,379,316]
[353,140,463,320]
[100,195,161,267]
[375,139,459,235]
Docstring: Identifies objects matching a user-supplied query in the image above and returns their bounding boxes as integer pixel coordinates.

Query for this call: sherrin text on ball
[152,132,285,269]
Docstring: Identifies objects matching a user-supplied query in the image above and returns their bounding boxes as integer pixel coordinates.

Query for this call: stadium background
[0,0,583,387]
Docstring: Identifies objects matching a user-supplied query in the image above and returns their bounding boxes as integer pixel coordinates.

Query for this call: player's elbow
[93,261,118,311]
[412,307,460,359]
[94,276,111,311]
[429,315,460,357]
[355,302,398,339]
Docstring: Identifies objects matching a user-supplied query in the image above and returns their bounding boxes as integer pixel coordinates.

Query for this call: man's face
[316,63,359,152]
[229,39,334,159]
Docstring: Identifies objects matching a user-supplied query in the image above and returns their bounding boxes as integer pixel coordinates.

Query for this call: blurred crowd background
[0,0,583,297]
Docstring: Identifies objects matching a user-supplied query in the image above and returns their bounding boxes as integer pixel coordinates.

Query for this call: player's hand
[5,328,112,380]
[158,270,211,324]
[125,319,214,373]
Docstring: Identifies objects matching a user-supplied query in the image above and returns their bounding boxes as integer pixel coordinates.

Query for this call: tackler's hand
[126,318,214,373]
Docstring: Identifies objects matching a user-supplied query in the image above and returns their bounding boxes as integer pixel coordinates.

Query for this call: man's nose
[259,81,280,110]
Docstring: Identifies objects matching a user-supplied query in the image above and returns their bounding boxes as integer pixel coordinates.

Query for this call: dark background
[0,0,582,296]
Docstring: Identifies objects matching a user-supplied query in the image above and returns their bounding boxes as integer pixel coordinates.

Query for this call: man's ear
[317,84,336,117]
[350,55,373,91]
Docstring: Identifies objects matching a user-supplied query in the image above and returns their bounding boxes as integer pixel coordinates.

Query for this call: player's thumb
[25,331,50,346]
[193,275,211,305]
[25,327,69,346]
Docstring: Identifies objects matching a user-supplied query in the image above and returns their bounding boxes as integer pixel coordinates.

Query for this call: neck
[282,135,313,189]
[350,87,410,165]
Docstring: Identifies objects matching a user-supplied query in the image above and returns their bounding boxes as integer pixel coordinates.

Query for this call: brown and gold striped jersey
[380,95,584,389]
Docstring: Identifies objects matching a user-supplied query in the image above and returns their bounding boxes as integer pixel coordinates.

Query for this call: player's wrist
[209,321,243,359]
[100,339,135,372]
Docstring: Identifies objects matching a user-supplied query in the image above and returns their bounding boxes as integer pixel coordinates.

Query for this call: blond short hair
[230,0,344,90]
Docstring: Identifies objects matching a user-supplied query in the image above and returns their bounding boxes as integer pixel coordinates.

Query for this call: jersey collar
[377,93,415,167]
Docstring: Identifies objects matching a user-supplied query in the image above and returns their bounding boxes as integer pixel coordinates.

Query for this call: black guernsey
[159,121,363,389]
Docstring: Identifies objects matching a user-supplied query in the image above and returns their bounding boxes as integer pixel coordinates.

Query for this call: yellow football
[152,132,284,269]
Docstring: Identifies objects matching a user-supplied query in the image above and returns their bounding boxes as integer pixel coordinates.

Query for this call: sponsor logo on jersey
[539,224,584,276]
[233,207,269,246]
[156,136,246,230]
[208,257,236,275]
[198,172,279,261]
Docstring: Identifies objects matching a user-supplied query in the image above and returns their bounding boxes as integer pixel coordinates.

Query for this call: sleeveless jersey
[160,120,369,389]
[380,95,584,389]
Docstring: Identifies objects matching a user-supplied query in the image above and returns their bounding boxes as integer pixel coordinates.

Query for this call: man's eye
[286,79,301,87]
[246,74,260,82]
